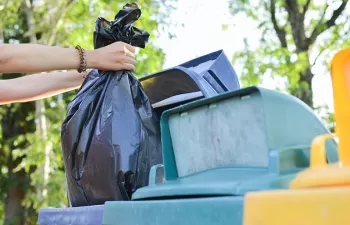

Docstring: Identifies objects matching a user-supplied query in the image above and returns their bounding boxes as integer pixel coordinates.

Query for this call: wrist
[86,49,98,69]
[54,47,80,71]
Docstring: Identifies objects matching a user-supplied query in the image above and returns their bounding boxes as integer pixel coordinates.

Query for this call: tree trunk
[24,0,51,201]
[289,66,314,107]
[2,102,35,225]
[4,173,26,225]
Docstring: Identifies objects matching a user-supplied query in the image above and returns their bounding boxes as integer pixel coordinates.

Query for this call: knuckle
[115,42,124,50]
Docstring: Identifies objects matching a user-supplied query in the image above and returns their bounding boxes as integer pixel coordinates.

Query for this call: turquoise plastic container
[102,86,337,225]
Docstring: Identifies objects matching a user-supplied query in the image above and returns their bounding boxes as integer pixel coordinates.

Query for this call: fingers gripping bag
[61,3,162,207]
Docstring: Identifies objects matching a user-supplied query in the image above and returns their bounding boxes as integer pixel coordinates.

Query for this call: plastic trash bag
[61,3,162,207]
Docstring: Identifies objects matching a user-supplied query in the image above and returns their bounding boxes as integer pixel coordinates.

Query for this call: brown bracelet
[75,45,88,78]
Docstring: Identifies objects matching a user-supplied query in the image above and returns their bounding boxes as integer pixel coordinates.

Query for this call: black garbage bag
[61,3,162,207]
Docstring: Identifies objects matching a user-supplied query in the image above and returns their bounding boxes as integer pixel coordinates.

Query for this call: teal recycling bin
[102,86,338,225]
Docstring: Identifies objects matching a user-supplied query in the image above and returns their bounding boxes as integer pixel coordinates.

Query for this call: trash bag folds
[61,3,162,207]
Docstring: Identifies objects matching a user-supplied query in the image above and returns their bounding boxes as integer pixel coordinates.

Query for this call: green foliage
[229,0,349,107]
[314,104,336,132]
[0,0,175,224]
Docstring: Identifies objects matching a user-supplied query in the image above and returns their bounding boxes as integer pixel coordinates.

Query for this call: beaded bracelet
[75,45,88,78]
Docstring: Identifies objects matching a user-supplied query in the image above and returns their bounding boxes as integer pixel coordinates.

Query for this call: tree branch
[285,0,299,14]
[47,0,75,45]
[24,0,37,43]
[285,0,309,51]
[312,28,349,66]
[307,0,348,46]
[270,0,288,48]
[302,0,312,15]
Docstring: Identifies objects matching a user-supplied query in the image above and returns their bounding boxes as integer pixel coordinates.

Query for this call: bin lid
[140,50,240,109]
[159,87,338,181]
[151,91,203,108]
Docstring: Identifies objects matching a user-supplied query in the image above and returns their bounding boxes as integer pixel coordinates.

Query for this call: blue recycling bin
[139,49,240,110]
[38,205,104,225]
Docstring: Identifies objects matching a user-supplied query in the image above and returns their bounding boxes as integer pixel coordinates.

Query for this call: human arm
[0,41,137,104]
[0,42,136,74]
[0,70,90,105]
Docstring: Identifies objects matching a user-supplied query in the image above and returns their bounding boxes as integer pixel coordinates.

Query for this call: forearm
[0,70,87,104]
[0,44,96,73]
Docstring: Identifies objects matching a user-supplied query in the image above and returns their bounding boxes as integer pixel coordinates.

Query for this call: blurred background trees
[0,0,174,224]
[229,0,349,108]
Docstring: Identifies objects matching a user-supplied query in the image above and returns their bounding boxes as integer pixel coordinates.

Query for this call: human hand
[86,42,136,71]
